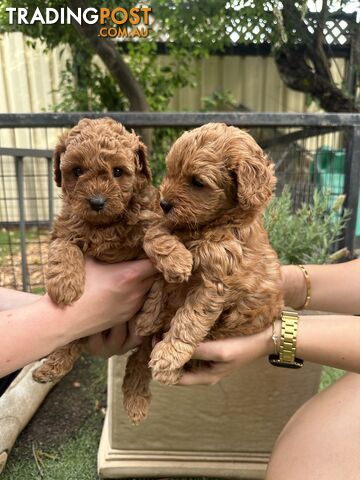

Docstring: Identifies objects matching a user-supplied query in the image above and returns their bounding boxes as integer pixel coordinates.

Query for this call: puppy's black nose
[88,196,106,211]
[160,199,173,214]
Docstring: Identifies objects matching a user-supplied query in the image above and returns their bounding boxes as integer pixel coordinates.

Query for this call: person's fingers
[119,335,142,354]
[104,324,127,355]
[139,275,157,292]
[178,361,233,386]
[118,319,143,354]
[85,332,106,356]
[127,318,143,349]
[85,257,157,280]
[191,340,229,362]
[86,325,128,358]
[127,259,158,280]
[191,337,251,362]
[178,369,220,386]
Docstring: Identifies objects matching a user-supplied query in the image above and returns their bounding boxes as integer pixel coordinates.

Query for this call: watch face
[268,354,304,369]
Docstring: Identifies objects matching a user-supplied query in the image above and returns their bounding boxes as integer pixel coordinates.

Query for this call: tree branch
[67,0,149,113]
[275,1,358,112]
[281,0,333,83]
[275,46,358,112]
[312,0,333,84]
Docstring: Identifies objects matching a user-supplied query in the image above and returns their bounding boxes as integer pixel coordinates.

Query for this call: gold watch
[269,310,304,369]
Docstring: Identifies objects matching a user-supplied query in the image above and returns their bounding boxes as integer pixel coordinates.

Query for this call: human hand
[178,325,275,386]
[85,318,142,358]
[43,257,157,345]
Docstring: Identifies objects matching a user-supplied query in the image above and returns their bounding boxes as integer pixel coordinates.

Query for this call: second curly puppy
[134,122,283,408]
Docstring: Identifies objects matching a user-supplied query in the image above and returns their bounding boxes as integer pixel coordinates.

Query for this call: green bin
[314,146,360,236]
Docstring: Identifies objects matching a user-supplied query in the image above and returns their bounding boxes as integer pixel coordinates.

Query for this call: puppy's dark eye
[191,176,204,188]
[113,167,123,178]
[73,167,83,177]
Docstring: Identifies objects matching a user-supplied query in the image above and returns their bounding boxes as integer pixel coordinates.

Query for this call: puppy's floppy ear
[53,132,69,188]
[227,147,276,211]
[136,141,152,181]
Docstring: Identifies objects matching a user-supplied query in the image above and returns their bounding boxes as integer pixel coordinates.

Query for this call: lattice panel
[306,13,355,46]
[152,11,356,47]
[227,12,356,46]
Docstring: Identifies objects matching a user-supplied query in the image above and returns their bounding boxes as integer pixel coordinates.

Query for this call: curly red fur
[32,119,159,422]
[132,123,283,416]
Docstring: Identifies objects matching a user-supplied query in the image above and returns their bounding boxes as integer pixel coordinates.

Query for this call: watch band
[269,310,304,369]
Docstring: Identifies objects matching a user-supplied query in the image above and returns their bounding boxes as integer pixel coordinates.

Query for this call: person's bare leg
[266,372,360,480]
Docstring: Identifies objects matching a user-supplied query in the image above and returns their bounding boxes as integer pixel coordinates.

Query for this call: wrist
[282,265,308,310]
[37,295,75,347]
[268,311,304,369]
[260,320,281,357]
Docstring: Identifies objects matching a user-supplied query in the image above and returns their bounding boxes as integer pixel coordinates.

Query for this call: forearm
[270,314,360,373]
[283,260,360,314]
[0,259,158,377]
[0,296,70,377]
[0,287,39,311]
[179,311,360,385]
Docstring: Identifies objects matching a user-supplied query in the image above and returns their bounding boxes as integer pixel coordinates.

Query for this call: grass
[320,366,345,390]
[0,227,48,292]
[2,414,103,480]
[2,356,107,480]
[0,228,42,260]
[0,228,20,260]
[31,286,46,294]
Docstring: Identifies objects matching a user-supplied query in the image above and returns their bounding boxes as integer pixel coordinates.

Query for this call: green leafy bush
[264,188,350,265]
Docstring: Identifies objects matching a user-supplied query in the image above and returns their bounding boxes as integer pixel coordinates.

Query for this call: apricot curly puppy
[134,123,283,410]
[32,118,159,423]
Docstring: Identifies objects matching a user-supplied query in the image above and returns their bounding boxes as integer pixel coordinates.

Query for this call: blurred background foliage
[265,189,350,264]
[0,0,355,261]
[0,0,358,114]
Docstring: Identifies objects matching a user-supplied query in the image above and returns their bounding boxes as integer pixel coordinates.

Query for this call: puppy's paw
[32,343,80,383]
[160,246,193,283]
[46,275,84,306]
[32,362,64,384]
[123,394,150,425]
[149,339,191,382]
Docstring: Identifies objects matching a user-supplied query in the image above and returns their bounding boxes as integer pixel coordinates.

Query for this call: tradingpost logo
[5,5,152,38]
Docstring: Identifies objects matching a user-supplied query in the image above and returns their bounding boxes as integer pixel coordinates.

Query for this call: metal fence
[0,112,359,292]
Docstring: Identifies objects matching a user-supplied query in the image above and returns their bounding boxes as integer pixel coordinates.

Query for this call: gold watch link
[269,310,304,369]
